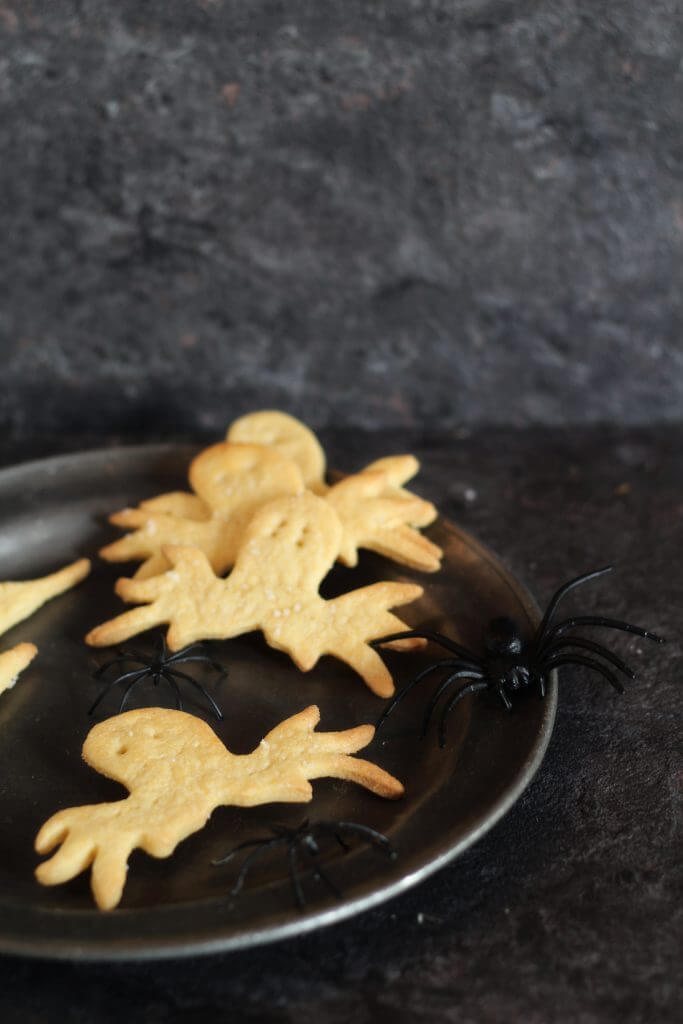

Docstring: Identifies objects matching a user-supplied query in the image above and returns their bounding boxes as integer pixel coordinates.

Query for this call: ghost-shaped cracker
[35,704,403,910]
[87,493,423,697]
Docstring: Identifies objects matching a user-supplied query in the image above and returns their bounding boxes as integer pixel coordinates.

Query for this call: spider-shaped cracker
[87,492,424,697]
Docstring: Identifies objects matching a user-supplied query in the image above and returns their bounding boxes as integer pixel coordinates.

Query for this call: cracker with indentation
[35,704,403,910]
[88,492,423,697]
[227,410,327,493]
[226,412,441,568]
[104,445,441,578]
[100,443,304,579]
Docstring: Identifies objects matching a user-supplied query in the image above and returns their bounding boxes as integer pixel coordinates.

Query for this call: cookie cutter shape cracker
[0,558,91,696]
[35,704,403,910]
[87,492,423,697]
[100,443,305,580]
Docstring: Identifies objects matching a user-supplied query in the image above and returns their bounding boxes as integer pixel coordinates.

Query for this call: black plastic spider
[372,566,665,747]
[89,634,225,719]
[212,819,397,908]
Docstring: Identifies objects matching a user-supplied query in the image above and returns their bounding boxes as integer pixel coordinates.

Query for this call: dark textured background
[0,0,682,439]
[0,1,681,1021]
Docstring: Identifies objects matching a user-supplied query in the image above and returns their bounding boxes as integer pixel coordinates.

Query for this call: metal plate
[0,445,557,960]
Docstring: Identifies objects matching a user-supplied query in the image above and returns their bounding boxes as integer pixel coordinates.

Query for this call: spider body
[213,819,396,908]
[89,634,225,719]
[373,567,664,746]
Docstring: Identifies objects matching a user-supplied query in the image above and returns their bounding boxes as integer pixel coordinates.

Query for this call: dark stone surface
[0,425,680,1023]
[1,1,682,437]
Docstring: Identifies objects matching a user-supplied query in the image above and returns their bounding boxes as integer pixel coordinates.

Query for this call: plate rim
[0,443,557,961]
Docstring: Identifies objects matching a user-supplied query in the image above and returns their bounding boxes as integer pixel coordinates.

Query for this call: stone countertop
[0,425,680,1023]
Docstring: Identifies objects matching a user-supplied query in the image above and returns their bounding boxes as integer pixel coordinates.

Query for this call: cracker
[103,448,441,578]
[0,558,90,697]
[0,558,91,637]
[227,410,327,493]
[139,491,210,521]
[0,642,37,697]
[226,413,441,567]
[87,492,423,696]
[361,455,439,519]
[35,704,403,910]
[100,443,304,579]
[326,458,441,571]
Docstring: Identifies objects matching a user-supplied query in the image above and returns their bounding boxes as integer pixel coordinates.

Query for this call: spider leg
[545,654,625,694]
[288,843,307,909]
[421,669,485,737]
[371,630,483,665]
[494,684,513,711]
[164,642,208,661]
[88,668,149,715]
[377,659,480,731]
[211,835,280,866]
[438,681,490,748]
[161,670,184,710]
[534,567,613,644]
[301,833,321,857]
[543,615,665,646]
[332,822,397,858]
[539,637,636,678]
[165,643,225,672]
[118,670,153,713]
[229,839,284,895]
[95,664,153,687]
[164,653,226,674]
[163,667,224,720]
[301,843,341,901]
[303,821,350,853]
[93,656,148,678]
[273,820,306,840]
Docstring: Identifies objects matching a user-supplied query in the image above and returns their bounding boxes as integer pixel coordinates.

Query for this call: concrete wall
[1,1,681,439]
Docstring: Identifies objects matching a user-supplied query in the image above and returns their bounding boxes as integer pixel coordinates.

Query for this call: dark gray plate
[0,445,557,960]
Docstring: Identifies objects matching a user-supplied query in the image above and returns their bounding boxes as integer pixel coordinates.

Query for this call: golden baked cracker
[226,413,440,562]
[0,642,37,697]
[104,448,441,579]
[187,440,304,518]
[227,410,327,493]
[226,412,437,519]
[326,461,442,572]
[87,492,423,696]
[139,491,210,521]
[35,704,403,910]
[360,455,438,524]
[0,558,91,637]
[100,443,304,579]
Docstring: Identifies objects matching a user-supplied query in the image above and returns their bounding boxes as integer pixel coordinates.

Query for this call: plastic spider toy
[212,819,397,908]
[372,567,665,746]
[89,634,225,719]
